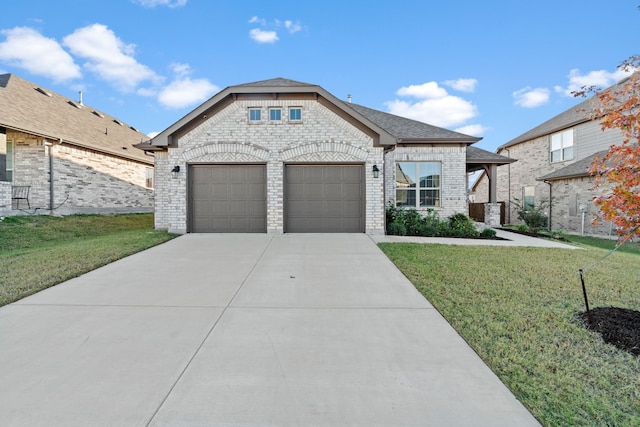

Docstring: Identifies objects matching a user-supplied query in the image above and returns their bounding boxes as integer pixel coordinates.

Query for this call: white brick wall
[2,131,153,216]
[157,99,386,234]
[384,145,468,219]
[0,181,10,210]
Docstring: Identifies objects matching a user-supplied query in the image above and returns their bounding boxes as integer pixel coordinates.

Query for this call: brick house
[0,74,154,216]
[473,77,629,237]
[139,78,512,234]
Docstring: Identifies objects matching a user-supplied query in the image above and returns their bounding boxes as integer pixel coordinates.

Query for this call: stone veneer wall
[2,131,153,215]
[156,99,385,234]
[384,145,468,219]
[473,128,616,237]
[474,134,579,225]
[544,176,615,237]
[0,181,11,210]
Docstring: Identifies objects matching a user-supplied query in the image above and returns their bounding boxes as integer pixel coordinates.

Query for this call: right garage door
[285,164,364,233]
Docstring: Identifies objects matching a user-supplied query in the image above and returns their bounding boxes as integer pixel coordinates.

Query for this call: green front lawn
[380,241,640,426]
[0,214,176,306]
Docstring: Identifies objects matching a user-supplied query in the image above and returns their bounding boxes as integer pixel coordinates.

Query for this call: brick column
[484,203,501,227]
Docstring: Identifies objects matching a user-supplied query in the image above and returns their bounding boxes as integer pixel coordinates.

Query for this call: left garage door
[189,164,266,233]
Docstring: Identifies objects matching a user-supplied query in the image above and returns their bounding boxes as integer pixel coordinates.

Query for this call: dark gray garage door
[189,164,266,233]
[285,164,364,233]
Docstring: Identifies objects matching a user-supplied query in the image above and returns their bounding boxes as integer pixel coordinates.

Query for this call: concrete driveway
[1,234,540,426]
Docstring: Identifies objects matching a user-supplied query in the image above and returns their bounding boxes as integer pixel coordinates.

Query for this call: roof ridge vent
[67,100,82,109]
[92,110,104,118]
[35,87,52,97]
[112,119,123,126]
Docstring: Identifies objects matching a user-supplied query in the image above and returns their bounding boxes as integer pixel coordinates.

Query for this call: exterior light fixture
[171,165,180,179]
[372,164,380,178]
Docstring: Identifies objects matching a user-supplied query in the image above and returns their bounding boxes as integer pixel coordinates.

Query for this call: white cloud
[455,124,488,136]
[249,28,279,44]
[554,68,633,96]
[248,16,303,43]
[133,0,187,8]
[169,62,191,78]
[285,20,302,34]
[386,81,478,128]
[397,82,448,99]
[0,27,81,82]
[158,70,218,109]
[63,24,160,92]
[513,87,550,108]
[249,16,266,25]
[444,78,478,93]
[147,131,160,138]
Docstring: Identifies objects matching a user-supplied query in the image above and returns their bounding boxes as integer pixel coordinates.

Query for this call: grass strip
[0,214,176,306]
[379,243,640,426]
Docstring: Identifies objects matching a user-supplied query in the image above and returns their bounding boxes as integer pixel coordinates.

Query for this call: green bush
[387,221,407,236]
[385,204,488,239]
[447,213,480,238]
[512,197,552,234]
[480,228,497,238]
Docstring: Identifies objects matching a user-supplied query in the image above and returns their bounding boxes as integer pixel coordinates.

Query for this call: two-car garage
[188,164,364,233]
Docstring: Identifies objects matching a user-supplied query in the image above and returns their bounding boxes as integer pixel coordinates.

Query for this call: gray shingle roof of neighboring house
[345,102,481,143]
[537,149,608,181]
[500,74,635,150]
[499,97,595,150]
[0,73,152,164]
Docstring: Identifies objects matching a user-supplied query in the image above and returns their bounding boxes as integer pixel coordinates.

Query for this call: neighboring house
[138,78,512,234]
[0,74,154,216]
[473,77,629,236]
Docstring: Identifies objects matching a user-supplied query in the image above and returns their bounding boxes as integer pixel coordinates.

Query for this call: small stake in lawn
[578,269,592,325]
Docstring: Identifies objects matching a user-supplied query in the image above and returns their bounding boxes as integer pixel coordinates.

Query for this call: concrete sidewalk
[373,227,579,249]
[1,234,540,426]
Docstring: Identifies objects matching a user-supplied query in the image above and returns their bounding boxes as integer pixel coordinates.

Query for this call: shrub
[512,197,552,234]
[387,221,407,236]
[447,213,480,238]
[480,228,497,238]
[385,204,489,239]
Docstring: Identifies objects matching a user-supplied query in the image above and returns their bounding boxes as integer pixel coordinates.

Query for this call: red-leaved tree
[575,56,640,242]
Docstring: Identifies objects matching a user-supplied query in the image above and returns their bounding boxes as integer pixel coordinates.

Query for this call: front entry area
[284,164,364,233]
[188,164,266,233]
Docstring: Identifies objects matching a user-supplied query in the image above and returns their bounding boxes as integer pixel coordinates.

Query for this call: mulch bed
[577,307,640,356]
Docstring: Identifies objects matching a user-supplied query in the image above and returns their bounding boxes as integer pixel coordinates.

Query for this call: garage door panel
[323,183,343,198]
[189,165,266,233]
[285,165,364,233]
[248,201,267,215]
[342,166,362,181]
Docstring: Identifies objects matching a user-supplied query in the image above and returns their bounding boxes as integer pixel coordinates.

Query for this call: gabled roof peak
[233,77,316,88]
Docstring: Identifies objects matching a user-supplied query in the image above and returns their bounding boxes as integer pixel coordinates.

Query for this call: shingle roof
[500,74,635,150]
[537,150,607,181]
[0,73,152,164]
[466,146,516,164]
[234,77,315,88]
[345,102,481,143]
[147,77,482,148]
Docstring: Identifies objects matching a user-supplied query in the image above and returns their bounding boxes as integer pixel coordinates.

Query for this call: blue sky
[0,0,637,152]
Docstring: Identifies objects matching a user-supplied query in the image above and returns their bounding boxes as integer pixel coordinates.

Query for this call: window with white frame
[145,167,153,189]
[289,107,302,121]
[550,129,573,162]
[0,130,12,182]
[395,162,441,208]
[248,108,262,122]
[522,186,535,210]
[269,108,282,121]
